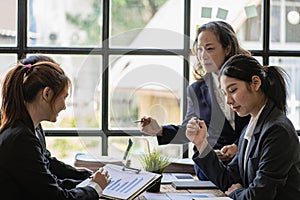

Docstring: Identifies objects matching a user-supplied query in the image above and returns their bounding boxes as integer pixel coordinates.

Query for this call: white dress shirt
[243,104,265,171]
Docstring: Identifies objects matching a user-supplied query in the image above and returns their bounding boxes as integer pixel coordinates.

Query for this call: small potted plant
[140,149,170,192]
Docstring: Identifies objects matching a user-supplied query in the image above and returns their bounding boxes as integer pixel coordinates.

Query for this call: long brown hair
[192,21,251,81]
[0,59,70,132]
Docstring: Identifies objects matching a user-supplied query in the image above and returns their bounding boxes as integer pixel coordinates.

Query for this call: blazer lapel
[242,101,274,185]
[245,101,274,163]
[238,136,249,186]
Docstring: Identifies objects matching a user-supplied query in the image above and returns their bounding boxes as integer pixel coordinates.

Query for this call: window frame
[0,0,299,156]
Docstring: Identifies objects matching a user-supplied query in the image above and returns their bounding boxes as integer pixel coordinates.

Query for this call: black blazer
[158,74,250,149]
[0,117,98,200]
[193,100,300,200]
[35,124,91,181]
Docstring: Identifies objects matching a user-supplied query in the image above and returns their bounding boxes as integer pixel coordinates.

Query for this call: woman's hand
[186,117,209,153]
[225,183,243,196]
[140,116,162,136]
[92,168,110,190]
[219,144,238,160]
[76,167,93,174]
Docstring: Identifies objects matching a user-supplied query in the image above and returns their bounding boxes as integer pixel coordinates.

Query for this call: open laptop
[122,138,133,166]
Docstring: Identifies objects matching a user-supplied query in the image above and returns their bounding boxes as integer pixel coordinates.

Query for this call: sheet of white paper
[167,192,215,200]
[143,192,171,200]
[102,164,157,200]
[193,197,233,200]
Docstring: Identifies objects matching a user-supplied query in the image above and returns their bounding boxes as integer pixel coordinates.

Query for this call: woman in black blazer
[21,55,92,187]
[0,57,109,199]
[186,54,300,199]
[140,21,250,179]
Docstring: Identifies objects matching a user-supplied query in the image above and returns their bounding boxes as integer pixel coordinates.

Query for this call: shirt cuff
[76,178,103,197]
[87,181,103,197]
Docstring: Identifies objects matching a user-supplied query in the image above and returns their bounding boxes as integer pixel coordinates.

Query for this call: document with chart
[102,164,160,200]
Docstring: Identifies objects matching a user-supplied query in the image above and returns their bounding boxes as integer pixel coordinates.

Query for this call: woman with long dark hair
[186,54,300,199]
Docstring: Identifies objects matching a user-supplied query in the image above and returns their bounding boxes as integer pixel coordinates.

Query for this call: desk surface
[75,155,226,199]
[99,183,226,200]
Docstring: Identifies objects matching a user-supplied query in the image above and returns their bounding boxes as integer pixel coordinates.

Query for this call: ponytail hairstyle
[0,57,71,132]
[220,54,288,114]
[192,21,251,81]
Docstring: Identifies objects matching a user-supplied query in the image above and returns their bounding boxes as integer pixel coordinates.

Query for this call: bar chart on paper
[105,177,145,194]
[102,164,158,200]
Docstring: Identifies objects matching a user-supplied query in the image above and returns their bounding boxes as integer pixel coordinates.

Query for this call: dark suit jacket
[158,74,250,149]
[0,116,98,200]
[193,100,300,200]
[35,124,91,181]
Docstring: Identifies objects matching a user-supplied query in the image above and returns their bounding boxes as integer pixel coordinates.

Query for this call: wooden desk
[75,154,226,199]
[99,183,226,200]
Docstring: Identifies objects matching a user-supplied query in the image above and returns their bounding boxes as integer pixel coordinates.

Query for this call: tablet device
[161,173,195,183]
[171,180,218,189]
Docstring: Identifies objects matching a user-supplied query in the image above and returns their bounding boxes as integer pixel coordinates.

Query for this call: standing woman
[186,54,300,199]
[0,60,109,199]
[140,21,250,179]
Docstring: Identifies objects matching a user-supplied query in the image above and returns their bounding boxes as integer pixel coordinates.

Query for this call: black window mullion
[262,0,271,65]
[101,0,110,155]
[182,0,191,158]
[17,0,27,60]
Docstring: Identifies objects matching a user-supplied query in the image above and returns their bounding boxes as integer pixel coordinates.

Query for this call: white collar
[244,104,265,141]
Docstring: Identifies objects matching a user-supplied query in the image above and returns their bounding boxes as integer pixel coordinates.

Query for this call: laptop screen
[122,138,133,166]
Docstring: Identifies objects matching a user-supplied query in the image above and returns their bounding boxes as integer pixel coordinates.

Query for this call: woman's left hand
[219,144,238,160]
[225,183,243,195]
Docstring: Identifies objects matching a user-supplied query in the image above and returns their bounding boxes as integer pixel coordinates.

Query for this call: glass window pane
[0,54,18,80]
[286,6,300,43]
[270,0,300,50]
[110,0,184,48]
[190,0,263,50]
[0,1,16,46]
[28,0,102,47]
[25,54,102,129]
[269,57,300,129]
[108,136,182,169]
[109,55,184,130]
[46,136,102,166]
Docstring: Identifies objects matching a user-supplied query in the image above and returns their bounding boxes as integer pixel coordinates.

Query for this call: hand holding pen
[186,117,209,153]
[133,116,163,136]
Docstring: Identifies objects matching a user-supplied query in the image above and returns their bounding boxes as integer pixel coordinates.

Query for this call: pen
[132,119,144,123]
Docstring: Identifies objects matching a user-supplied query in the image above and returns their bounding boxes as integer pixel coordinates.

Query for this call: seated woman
[186,54,300,199]
[0,57,110,199]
